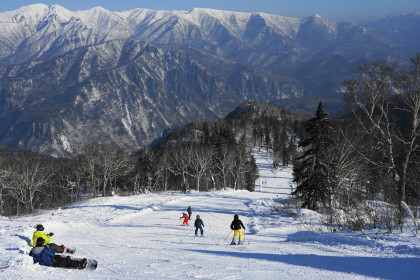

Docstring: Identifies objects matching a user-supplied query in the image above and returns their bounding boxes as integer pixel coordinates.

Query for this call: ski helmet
[36,237,45,246]
[196,215,200,218]
[36,224,44,231]
[234,214,239,219]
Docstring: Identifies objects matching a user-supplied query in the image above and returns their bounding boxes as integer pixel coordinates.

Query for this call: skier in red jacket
[180,213,189,225]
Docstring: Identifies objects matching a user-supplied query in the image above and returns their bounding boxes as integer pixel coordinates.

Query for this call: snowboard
[85,259,98,270]
[73,258,98,270]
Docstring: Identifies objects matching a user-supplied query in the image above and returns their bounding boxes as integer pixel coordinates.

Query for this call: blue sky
[2,0,420,22]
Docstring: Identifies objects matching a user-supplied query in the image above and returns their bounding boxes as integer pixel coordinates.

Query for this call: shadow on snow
[185,249,419,279]
[62,204,143,211]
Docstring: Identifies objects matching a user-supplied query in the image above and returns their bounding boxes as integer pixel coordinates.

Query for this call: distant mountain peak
[45,4,73,18]
[0,3,47,20]
[15,3,49,13]
[305,13,332,23]
[0,3,73,23]
[398,11,420,18]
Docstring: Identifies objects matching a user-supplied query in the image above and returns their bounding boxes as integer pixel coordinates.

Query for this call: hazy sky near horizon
[2,0,420,22]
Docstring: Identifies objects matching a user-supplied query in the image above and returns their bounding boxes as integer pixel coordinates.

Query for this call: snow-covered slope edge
[0,150,419,279]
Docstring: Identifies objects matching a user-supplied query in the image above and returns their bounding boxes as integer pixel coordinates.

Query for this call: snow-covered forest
[1,150,419,279]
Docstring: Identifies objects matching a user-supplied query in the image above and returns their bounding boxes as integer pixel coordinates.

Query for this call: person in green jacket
[32,224,65,253]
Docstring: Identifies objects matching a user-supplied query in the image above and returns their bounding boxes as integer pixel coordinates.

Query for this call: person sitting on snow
[230,214,246,245]
[32,224,70,253]
[29,237,87,269]
[180,213,189,226]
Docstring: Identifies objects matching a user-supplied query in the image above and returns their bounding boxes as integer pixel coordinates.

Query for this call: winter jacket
[194,218,204,228]
[32,231,51,247]
[29,246,55,266]
[187,207,192,215]
[230,218,246,230]
[181,214,189,220]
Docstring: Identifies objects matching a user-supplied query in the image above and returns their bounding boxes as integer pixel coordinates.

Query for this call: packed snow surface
[0,150,419,279]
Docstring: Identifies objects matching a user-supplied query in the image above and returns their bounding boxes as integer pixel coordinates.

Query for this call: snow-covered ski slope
[1,150,419,279]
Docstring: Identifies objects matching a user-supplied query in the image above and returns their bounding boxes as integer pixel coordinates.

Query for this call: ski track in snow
[1,150,419,279]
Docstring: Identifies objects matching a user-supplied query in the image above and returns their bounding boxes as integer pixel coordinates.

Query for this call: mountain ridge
[0,39,301,156]
[0,4,419,156]
[1,4,416,65]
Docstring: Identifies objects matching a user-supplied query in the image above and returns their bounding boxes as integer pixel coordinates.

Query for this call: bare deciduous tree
[189,145,213,191]
[342,55,420,209]
[214,144,236,190]
[167,145,193,192]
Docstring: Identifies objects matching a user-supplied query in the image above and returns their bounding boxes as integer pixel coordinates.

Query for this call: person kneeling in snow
[29,237,87,269]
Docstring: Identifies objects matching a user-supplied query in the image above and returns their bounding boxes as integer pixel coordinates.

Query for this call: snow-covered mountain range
[0,4,419,155]
[1,4,417,66]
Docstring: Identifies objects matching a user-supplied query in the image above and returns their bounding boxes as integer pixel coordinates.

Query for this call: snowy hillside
[0,150,419,279]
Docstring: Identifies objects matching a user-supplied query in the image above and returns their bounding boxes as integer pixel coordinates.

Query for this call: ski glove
[48,232,54,236]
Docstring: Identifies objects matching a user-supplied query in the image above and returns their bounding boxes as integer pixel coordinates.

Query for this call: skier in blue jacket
[29,237,87,269]
[194,215,204,237]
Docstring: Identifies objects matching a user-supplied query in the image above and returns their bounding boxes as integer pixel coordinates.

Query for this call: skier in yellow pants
[230,214,246,245]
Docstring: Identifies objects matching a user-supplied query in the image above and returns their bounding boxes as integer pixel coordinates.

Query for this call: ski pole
[220,230,232,245]
[185,227,194,237]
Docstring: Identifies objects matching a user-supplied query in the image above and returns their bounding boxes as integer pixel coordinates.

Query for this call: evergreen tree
[292,102,336,210]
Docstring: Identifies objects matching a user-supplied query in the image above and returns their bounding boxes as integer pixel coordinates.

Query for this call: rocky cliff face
[0,39,301,155]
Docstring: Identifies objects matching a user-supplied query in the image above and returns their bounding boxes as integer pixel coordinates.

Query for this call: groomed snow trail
[1,150,419,279]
